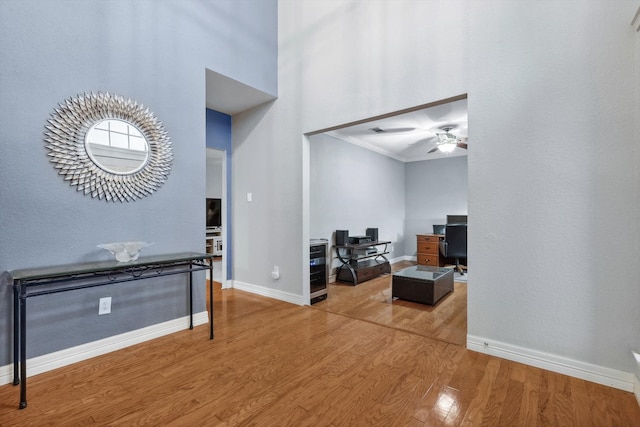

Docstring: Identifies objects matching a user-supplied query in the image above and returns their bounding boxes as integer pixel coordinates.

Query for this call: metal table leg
[12,283,19,386]
[209,262,214,339]
[19,291,27,409]
[188,267,193,330]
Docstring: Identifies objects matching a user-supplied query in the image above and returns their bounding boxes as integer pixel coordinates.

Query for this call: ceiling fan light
[437,142,457,153]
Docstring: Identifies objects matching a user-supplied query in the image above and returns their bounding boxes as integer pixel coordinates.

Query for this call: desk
[9,251,214,409]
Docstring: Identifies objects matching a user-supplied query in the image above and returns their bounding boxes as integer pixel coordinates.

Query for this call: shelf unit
[334,240,391,285]
[206,227,223,257]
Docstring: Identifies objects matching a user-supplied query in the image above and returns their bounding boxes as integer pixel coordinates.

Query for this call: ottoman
[392,265,454,305]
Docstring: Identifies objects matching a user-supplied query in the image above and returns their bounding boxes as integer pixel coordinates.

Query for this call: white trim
[0,311,209,386]
[467,335,635,392]
[232,280,304,305]
[634,375,640,407]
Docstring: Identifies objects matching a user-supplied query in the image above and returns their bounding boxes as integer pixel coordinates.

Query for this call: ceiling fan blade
[409,135,437,146]
[369,126,417,134]
[456,142,468,150]
[427,146,439,154]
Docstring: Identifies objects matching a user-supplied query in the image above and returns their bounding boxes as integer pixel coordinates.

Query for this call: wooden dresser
[416,234,444,267]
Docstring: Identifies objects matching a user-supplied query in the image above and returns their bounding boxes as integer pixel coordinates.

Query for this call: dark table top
[9,252,213,281]
[393,265,453,281]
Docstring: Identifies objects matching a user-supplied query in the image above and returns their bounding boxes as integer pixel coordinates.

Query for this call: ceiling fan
[427,126,468,154]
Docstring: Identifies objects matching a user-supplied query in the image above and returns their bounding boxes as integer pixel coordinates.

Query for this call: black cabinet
[310,240,328,304]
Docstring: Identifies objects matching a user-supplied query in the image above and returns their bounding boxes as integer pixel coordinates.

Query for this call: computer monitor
[446,214,467,224]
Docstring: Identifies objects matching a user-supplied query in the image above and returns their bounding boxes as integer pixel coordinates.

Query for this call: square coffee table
[392,265,454,305]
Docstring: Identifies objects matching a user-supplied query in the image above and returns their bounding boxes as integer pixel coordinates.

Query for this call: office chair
[439,224,467,274]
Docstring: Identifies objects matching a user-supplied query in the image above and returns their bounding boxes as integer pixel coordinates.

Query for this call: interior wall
[231,0,468,299]
[404,156,468,256]
[466,1,639,377]
[309,134,468,269]
[309,133,405,274]
[206,157,223,198]
[0,0,277,365]
[206,109,233,278]
[232,0,639,384]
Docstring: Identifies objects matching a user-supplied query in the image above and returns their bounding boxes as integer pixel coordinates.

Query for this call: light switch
[247,192,252,202]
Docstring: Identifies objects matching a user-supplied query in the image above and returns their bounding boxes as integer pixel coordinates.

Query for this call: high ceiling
[203,71,467,164]
[325,97,468,163]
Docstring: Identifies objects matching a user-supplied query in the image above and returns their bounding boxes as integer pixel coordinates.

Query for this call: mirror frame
[44,92,173,202]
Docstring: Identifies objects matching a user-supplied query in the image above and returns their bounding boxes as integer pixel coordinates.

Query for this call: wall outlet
[98,297,112,315]
[271,265,280,280]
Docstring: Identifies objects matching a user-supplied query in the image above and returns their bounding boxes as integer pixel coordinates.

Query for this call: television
[446,214,467,224]
[206,198,222,228]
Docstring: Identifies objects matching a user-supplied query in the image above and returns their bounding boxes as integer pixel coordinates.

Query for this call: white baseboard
[634,375,640,406]
[0,311,209,386]
[232,280,304,305]
[467,335,635,392]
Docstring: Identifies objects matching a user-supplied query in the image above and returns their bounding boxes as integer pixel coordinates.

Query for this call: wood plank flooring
[0,279,639,425]
[313,260,466,346]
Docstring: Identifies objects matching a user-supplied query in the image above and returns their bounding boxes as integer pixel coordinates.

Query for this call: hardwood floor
[1,280,639,425]
[313,260,466,346]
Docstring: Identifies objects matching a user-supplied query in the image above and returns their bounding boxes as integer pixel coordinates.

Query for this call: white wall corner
[0,311,209,387]
[232,280,305,306]
[633,350,640,406]
[392,255,414,263]
[467,335,635,392]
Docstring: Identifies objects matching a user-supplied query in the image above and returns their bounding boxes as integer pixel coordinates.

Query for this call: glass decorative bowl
[97,241,153,262]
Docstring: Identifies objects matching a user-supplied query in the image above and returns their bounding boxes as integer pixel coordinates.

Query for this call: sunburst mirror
[44,92,173,202]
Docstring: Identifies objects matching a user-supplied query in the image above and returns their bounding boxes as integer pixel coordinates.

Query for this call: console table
[8,251,214,409]
[335,241,391,285]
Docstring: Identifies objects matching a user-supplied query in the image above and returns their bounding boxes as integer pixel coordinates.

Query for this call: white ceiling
[205,69,276,115]
[204,71,467,164]
[324,97,468,163]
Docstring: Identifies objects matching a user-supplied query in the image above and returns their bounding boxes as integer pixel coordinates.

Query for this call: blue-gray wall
[0,0,276,364]
[310,134,468,274]
[404,156,468,255]
[309,133,406,274]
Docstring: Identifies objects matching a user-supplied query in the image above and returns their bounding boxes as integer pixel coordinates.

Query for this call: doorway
[305,95,468,346]
[206,147,227,286]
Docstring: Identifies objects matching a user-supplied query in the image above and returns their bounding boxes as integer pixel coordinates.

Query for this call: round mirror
[44,92,173,202]
[85,119,150,174]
